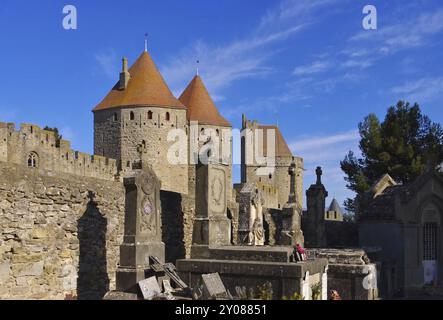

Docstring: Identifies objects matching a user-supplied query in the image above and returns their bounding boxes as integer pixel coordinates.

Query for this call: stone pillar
[116,166,165,293]
[305,167,328,248]
[191,164,231,258]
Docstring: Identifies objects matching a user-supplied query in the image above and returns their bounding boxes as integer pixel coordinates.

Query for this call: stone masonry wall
[0,162,125,300]
[94,106,188,195]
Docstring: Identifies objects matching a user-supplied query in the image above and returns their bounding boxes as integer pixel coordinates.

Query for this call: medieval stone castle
[1,47,441,300]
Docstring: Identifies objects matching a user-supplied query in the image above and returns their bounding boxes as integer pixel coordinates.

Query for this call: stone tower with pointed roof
[179,75,234,201]
[325,198,344,221]
[241,115,304,209]
[93,50,188,194]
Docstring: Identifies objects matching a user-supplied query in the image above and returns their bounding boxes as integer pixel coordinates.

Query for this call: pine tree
[341,101,443,214]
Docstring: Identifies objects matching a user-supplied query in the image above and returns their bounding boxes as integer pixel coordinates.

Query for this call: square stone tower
[241,115,304,209]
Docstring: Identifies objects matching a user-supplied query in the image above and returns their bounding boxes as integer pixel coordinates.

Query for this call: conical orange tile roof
[179,75,231,127]
[93,51,185,111]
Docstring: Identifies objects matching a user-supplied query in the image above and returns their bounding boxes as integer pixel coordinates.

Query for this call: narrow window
[113,113,118,121]
[166,112,170,121]
[27,152,38,168]
[130,112,135,121]
[148,111,153,120]
[424,223,438,260]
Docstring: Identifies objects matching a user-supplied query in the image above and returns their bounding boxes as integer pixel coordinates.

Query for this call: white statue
[248,192,265,246]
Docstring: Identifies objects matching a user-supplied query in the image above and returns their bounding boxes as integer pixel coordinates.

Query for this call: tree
[341,101,443,213]
[43,126,63,147]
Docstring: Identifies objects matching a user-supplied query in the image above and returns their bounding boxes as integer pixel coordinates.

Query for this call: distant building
[325,198,344,222]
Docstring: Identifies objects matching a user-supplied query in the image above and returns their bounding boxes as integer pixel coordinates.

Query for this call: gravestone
[192,164,231,257]
[139,276,162,300]
[116,165,165,293]
[201,273,228,300]
[162,279,174,294]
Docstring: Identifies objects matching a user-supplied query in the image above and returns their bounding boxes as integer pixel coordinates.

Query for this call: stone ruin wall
[0,122,118,181]
[0,162,125,299]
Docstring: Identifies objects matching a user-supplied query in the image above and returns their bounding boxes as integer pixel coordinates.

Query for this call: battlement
[0,122,118,181]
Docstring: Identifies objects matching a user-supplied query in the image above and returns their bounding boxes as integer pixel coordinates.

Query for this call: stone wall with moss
[0,162,125,300]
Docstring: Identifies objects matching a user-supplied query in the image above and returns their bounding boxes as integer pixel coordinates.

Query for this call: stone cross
[316,166,323,185]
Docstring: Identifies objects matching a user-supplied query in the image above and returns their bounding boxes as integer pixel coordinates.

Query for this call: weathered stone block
[16,261,44,277]
[0,261,11,283]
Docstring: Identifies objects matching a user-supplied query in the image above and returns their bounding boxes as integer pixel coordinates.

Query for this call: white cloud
[162,26,305,98]
[290,130,360,207]
[341,59,373,69]
[290,130,359,157]
[94,49,118,79]
[161,0,347,99]
[293,61,331,76]
[391,77,443,103]
[259,0,344,31]
[350,8,443,55]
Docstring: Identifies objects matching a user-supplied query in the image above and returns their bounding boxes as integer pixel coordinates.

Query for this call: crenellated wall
[0,122,118,181]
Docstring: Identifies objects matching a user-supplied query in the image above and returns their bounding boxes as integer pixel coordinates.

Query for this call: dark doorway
[77,191,109,300]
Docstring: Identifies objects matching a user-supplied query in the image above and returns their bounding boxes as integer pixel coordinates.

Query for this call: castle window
[148,111,153,120]
[216,129,220,136]
[66,153,69,160]
[113,113,118,121]
[27,152,38,168]
[269,174,272,180]
[130,112,135,121]
[126,161,130,168]
[30,126,33,134]
[142,140,146,149]
[166,112,170,121]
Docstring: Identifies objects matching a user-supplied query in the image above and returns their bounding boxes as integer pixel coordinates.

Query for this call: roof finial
[144,33,148,52]
[196,60,200,76]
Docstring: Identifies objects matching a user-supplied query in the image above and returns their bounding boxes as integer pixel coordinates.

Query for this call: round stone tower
[93,50,188,194]
[178,75,233,201]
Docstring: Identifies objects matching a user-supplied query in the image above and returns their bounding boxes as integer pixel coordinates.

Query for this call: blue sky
[1,0,442,209]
